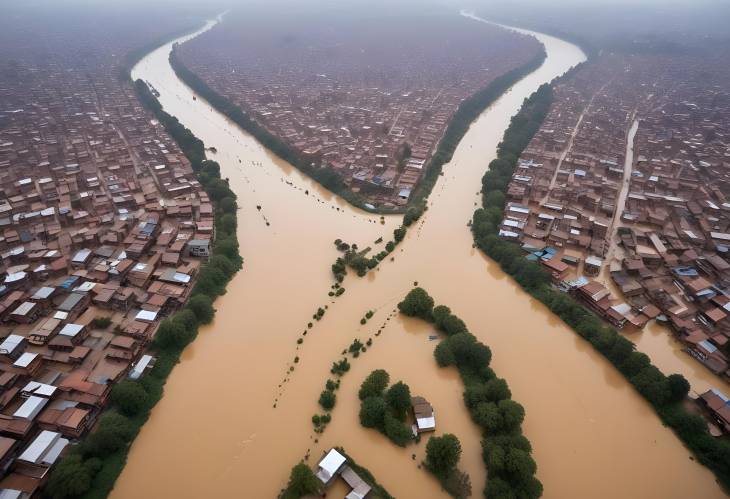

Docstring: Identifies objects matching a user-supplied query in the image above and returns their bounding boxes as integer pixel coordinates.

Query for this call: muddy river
[113,14,726,499]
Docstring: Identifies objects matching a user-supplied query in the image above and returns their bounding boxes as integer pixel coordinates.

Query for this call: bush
[92,317,112,329]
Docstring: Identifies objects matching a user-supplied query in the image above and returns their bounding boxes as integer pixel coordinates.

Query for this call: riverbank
[44,61,242,498]
[471,81,730,492]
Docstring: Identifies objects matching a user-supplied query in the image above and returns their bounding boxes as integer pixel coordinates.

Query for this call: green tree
[483,377,511,402]
[319,390,336,410]
[434,341,455,367]
[473,402,502,432]
[360,396,387,429]
[282,463,321,499]
[383,412,413,446]
[667,373,690,403]
[84,413,134,457]
[358,369,390,400]
[219,196,237,214]
[498,399,525,432]
[155,318,194,350]
[397,287,434,320]
[187,294,215,324]
[385,381,411,420]
[110,380,148,416]
[425,433,462,477]
[504,447,537,481]
[45,454,93,499]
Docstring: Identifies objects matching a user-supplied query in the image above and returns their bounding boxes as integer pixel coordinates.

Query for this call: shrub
[92,317,112,329]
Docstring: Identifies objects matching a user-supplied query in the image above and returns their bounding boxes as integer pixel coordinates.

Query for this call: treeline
[332,222,411,279]
[406,48,547,210]
[44,82,243,498]
[471,82,730,490]
[358,369,414,447]
[168,48,377,212]
[398,288,541,499]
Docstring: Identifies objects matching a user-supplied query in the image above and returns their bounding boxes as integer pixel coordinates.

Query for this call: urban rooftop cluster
[176,12,542,208]
[0,8,209,496]
[498,50,730,387]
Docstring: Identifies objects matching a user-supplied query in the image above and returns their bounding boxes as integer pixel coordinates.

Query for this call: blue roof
[61,276,79,289]
[699,340,718,353]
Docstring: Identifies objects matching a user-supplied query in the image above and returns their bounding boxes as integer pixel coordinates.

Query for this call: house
[697,388,730,434]
[8,301,41,324]
[0,335,26,361]
[56,292,90,321]
[316,448,347,486]
[128,354,155,380]
[49,323,88,351]
[186,239,210,258]
[411,396,436,433]
[28,318,61,345]
[38,406,91,438]
[15,430,68,471]
[315,449,371,499]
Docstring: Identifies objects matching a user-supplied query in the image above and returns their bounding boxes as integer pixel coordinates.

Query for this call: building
[411,396,436,433]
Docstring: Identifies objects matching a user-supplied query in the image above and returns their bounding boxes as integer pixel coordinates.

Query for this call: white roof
[10,301,36,316]
[72,249,91,263]
[53,311,69,320]
[22,381,57,398]
[0,334,25,354]
[13,395,48,420]
[416,416,436,431]
[13,352,38,368]
[59,323,84,337]
[317,449,346,481]
[31,287,55,300]
[129,355,154,380]
[135,310,158,322]
[18,430,68,465]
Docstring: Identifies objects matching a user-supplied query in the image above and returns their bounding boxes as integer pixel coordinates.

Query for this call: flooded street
[113,16,726,499]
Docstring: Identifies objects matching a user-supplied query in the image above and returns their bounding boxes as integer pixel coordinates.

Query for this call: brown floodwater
[116,15,727,499]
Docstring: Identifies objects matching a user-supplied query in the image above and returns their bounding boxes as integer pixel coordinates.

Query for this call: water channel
[113,14,726,499]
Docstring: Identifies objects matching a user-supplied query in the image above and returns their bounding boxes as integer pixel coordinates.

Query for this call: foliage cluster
[358,369,414,447]
[399,288,541,498]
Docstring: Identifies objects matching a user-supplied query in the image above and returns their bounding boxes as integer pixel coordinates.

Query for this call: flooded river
[115,15,726,499]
